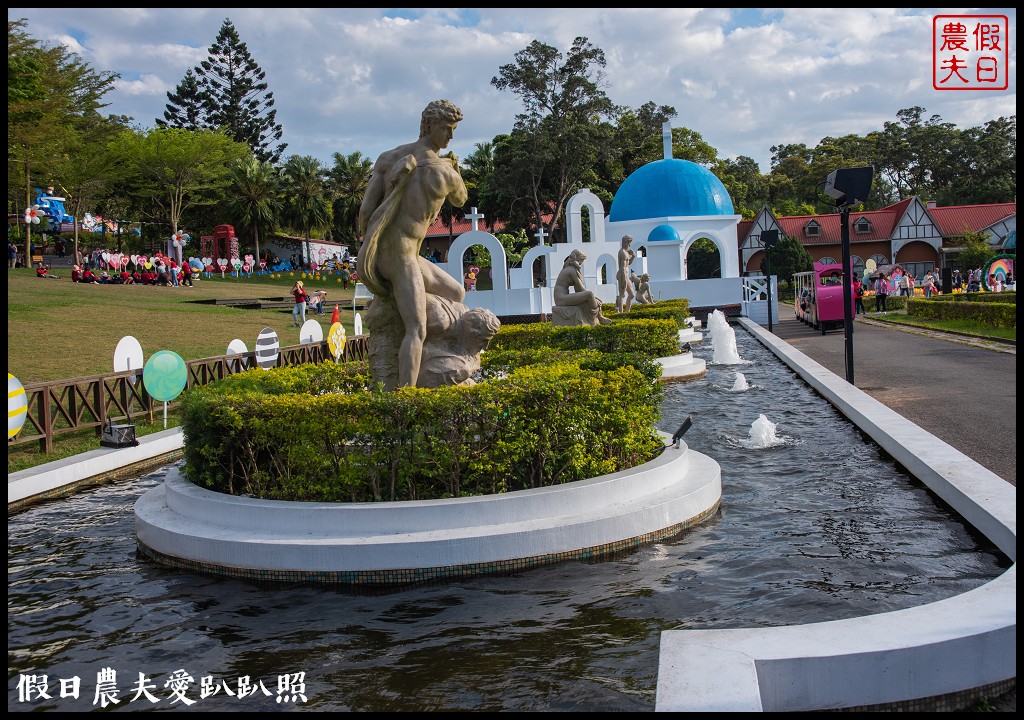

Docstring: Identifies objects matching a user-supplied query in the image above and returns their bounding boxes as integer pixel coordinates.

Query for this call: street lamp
[759,230,779,333]
[824,166,874,385]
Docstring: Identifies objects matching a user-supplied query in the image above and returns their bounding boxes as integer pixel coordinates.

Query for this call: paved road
[767,309,1016,487]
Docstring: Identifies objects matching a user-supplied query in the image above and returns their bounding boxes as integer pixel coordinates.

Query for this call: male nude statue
[358,99,469,387]
[615,234,636,314]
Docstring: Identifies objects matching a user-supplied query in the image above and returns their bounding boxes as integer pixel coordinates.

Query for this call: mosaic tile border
[827,678,1015,713]
[136,500,720,587]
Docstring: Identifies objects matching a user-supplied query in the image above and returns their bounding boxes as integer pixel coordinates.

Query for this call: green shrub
[489,318,681,358]
[180,361,664,502]
[907,297,1016,328]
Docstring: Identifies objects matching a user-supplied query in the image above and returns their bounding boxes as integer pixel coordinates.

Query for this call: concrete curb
[654,318,1016,712]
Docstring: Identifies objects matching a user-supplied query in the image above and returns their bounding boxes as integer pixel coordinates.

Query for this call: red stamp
[933,14,1009,90]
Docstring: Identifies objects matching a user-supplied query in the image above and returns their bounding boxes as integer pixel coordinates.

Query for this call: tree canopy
[157,18,286,164]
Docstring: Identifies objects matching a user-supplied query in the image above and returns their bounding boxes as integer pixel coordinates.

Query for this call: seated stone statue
[635,273,655,305]
[551,249,611,327]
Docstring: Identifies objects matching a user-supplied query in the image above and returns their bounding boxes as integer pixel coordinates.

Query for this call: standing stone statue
[615,234,636,314]
[358,99,499,389]
[551,249,612,327]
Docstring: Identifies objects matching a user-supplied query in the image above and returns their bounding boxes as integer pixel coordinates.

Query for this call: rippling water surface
[8,327,1007,711]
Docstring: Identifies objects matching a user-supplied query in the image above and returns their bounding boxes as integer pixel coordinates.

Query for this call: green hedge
[488,318,681,358]
[602,298,691,327]
[930,291,1016,304]
[181,361,665,502]
[907,297,1017,328]
[481,346,664,384]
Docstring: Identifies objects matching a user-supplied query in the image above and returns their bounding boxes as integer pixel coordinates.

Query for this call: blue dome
[647,224,680,242]
[609,158,734,221]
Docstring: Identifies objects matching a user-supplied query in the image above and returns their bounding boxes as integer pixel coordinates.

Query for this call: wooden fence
[10,335,369,453]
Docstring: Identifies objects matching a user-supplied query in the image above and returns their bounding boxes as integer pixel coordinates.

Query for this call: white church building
[365,124,777,322]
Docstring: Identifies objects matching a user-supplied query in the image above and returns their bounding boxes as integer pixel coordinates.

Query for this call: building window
[818,256,837,265]
[870,254,889,268]
[805,221,821,237]
[854,218,871,233]
[851,255,864,279]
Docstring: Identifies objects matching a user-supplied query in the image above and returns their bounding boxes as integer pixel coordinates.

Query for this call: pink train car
[793,261,856,335]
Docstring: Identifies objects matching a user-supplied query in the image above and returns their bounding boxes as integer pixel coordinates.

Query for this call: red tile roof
[926,202,1016,237]
[774,202,905,246]
[425,216,507,238]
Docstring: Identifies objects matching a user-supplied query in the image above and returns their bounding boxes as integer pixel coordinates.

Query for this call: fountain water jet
[730,373,749,392]
[708,309,744,365]
[743,413,781,448]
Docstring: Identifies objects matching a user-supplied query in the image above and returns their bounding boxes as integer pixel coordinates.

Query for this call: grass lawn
[7,267,361,383]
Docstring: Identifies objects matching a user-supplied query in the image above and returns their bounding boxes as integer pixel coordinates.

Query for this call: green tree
[157,68,204,131]
[224,156,281,263]
[116,127,248,236]
[490,36,616,241]
[56,116,131,261]
[687,238,721,279]
[280,154,330,265]
[157,18,286,163]
[948,228,997,272]
[8,18,118,262]
[933,115,1016,206]
[763,233,814,283]
[327,151,373,246]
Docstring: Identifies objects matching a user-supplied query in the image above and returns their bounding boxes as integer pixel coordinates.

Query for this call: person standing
[357,99,470,387]
[8,241,17,269]
[853,277,866,315]
[922,270,936,298]
[180,260,194,287]
[340,265,351,290]
[898,272,910,297]
[874,274,890,312]
[291,280,308,327]
[952,269,963,291]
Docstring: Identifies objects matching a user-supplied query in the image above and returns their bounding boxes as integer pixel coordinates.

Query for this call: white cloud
[8,7,1016,172]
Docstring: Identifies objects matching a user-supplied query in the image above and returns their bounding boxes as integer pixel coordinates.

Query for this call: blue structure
[33,187,74,232]
[608,158,734,221]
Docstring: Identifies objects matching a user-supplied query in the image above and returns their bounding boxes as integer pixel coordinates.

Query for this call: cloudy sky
[8,8,1017,173]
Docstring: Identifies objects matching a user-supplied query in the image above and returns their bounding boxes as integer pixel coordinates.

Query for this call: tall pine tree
[156,19,286,163]
[156,68,204,130]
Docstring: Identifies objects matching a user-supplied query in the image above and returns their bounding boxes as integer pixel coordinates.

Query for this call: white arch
[445,230,510,289]
[566,189,607,245]
[682,231,738,279]
[511,244,555,289]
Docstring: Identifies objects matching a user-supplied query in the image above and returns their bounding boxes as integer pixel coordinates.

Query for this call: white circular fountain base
[135,437,722,585]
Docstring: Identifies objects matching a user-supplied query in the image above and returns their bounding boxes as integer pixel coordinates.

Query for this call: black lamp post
[824,166,874,385]
[760,230,779,333]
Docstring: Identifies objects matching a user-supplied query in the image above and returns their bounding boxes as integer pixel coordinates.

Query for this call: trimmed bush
[907,297,1016,328]
[488,318,681,358]
[181,361,664,502]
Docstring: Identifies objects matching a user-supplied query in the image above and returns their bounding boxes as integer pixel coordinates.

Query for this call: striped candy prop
[9,373,28,439]
[255,328,280,370]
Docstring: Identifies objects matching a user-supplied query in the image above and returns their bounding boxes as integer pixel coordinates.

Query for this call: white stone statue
[358,99,499,388]
[551,249,612,327]
[615,234,636,314]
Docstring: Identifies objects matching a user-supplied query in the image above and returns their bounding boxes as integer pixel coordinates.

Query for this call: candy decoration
[8,374,28,439]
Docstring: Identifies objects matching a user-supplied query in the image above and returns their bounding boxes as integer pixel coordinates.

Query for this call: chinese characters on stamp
[933,14,1009,90]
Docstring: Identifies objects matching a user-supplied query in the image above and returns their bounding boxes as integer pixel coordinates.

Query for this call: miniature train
[793,261,855,335]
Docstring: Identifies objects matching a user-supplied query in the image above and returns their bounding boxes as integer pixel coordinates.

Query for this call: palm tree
[224,156,281,264]
[280,155,329,265]
[327,151,372,246]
